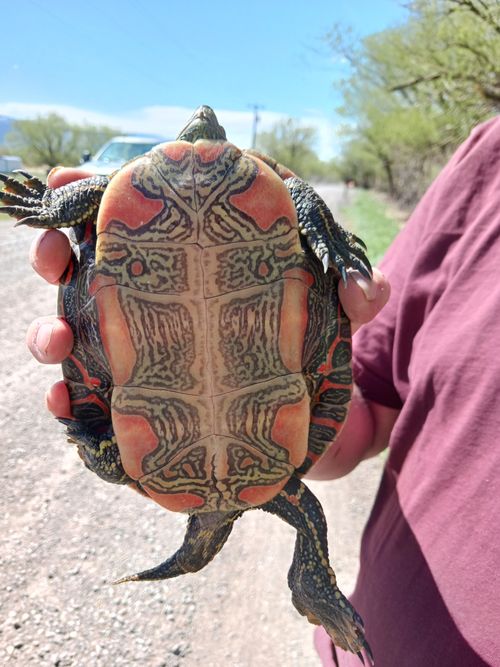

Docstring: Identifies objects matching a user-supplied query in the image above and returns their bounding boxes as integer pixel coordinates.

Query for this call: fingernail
[351,270,377,301]
[34,322,54,358]
[29,231,46,271]
[47,166,62,179]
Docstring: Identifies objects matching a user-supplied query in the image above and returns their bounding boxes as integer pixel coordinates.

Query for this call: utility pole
[249,104,264,148]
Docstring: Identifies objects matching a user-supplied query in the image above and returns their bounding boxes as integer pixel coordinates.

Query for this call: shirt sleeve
[352,222,411,410]
[352,116,500,410]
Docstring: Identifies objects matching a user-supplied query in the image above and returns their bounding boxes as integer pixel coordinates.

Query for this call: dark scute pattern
[332,340,352,368]
[299,274,353,475]
[194,151,264,244]
[144,445,210,496]
[225,376,306,461]
[128,143,266,245]
[328,367,352,386]
[120,293,197,392]
[212,229,298,293]
[128,149,197,243]
[301,285,336,370]
[144,473,212,499]
[218,285,287,388]
[227,443,291,487]
[113,391,202,475]
[97,235,190,294]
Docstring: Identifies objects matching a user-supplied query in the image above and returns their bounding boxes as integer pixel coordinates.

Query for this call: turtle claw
[351,233,367,251]
[12,169,46,193]
[356,643,375,666]
[14,215,48,228]
[364,642,375,666]
[339,263,348,286]
[357,646,375,666]
[322,252,329,274]
[0,172,43,198]
[13,218,33,227]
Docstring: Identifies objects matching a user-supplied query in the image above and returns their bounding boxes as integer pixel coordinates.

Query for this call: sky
[2,0,407,161]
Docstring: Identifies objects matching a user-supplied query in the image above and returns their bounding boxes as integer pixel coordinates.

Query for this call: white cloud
[0,102,340,161]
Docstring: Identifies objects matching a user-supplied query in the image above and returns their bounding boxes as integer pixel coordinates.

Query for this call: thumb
[339,267,390,334]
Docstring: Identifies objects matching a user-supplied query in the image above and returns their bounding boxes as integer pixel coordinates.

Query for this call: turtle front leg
[243,151,371,283]
[285,177,372,283]
[114,510,242,584]
[0,171,109,228]
[261,476,373,664]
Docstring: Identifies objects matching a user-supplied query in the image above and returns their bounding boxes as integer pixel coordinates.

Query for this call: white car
[0,155,23,172]
[78,135,167,176]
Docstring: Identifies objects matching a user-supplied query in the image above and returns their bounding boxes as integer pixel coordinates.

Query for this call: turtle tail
[113,510,242,584]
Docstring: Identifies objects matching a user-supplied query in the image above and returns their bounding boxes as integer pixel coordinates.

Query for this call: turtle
[1,106,373,663]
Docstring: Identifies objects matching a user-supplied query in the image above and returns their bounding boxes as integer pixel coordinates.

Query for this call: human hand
[25,168,391,419]
[25,168,92,419]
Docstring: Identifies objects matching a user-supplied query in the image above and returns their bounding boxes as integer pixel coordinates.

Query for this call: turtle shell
[82,139,349,513]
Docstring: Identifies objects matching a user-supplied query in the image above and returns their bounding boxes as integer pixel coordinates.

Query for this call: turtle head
[177,105,227,142]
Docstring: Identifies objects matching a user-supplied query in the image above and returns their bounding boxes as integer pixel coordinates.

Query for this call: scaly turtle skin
[1,106,373,663]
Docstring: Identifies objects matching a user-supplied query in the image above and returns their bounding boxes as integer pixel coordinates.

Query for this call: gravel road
[0,183,383,666]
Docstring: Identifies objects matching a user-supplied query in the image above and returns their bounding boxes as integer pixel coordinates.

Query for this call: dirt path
[0,184,383,666]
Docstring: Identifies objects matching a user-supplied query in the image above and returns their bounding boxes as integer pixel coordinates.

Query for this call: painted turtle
[1,106,373,662]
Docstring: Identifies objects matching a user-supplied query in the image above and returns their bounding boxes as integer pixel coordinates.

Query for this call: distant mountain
[0,117,13,146]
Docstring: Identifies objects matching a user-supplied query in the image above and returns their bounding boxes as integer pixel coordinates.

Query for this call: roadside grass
[341,189,406,266]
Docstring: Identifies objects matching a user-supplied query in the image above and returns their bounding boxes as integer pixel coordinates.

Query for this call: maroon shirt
[336,118,500,666]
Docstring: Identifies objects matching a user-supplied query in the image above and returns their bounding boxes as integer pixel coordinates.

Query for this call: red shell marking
[89,139,347,513]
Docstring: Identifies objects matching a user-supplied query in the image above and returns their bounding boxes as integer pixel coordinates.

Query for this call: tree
[5,114,118,168]
[326,0,500,204]
[257,118,327,180]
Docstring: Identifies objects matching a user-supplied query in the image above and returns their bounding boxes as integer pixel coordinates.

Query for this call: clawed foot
[1,170,108,228]
[284,176,372,284]
[262,480,374,663]
[292,576,374,665]
[0,170,50,226]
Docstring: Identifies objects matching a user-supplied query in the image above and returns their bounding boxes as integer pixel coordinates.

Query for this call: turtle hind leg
[61,418,133,486]
[114,510,242,584]
[261,476,373,664]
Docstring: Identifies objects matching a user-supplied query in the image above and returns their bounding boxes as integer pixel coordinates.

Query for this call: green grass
[341,190,404,266]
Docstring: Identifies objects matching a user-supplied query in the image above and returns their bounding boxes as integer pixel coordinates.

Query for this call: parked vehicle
[0,155,23,172]
[78,135,166,176]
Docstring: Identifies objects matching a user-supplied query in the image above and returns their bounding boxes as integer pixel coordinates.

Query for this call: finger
[29,229,72,284]
[26,316,74,364]
[339,267,390,334]
[45,380,73,419]
[47,166,93,189]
